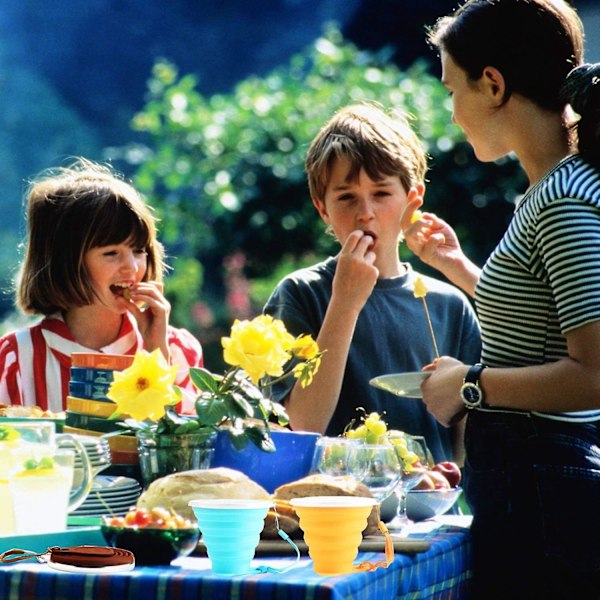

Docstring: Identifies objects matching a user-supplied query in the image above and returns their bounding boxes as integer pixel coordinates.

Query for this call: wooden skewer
[421,297,440,360]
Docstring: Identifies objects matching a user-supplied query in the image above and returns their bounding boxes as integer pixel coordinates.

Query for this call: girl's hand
[421,356,468,427]
[331,230,379,315]
[126,281,171,361]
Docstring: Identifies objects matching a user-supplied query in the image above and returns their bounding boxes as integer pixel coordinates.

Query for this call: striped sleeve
[167,326,204,391]
[535,198,600,333]
[0,333,22,405]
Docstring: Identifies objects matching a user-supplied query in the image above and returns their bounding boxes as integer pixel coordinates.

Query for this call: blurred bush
[121,25,524,366]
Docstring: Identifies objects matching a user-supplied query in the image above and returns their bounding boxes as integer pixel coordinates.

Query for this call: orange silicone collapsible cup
[290,496,377,575]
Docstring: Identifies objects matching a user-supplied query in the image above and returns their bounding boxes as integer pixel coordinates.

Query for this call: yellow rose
[291,334,320,361]
[222,315,294,384]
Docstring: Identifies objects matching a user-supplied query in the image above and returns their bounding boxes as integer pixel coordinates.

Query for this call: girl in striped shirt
[403,1,600,598]
[0,158,203,413]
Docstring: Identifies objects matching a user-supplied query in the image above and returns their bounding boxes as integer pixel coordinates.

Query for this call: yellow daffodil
[222,315,295,384]
[107,349,179,421]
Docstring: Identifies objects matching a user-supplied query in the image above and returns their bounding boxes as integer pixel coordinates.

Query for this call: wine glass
[347,443,403,503]
[387,434,429,533]
[310,437,359,477]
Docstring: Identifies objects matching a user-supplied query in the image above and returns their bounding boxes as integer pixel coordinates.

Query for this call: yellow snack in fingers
[410,210,423,224]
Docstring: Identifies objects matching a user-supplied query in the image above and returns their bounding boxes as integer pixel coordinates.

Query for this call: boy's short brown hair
[305,103,428,202]
[17,158,166,315]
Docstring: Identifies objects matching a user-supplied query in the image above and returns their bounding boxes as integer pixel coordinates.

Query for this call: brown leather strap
[1,546,135,568]
[49,546,134,568]
[0,548,47,564]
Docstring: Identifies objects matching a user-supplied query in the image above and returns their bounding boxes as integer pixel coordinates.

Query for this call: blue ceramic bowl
[211,429,320,493]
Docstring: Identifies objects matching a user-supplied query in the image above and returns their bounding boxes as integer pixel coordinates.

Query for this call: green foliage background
[120,26,524,367]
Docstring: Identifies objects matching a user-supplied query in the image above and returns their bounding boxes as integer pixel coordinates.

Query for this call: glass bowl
[405,486,462,521]
[101,524,200,566]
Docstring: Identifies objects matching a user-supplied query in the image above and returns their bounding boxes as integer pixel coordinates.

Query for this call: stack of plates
[71,475,142,518]
[66,353,139,466]
[63,433,112,472]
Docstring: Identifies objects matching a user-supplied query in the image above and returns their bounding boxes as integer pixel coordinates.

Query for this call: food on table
[135,467,270,521]
[343,412,424,473]
[103,506,196,530]
[413,470,452,490]
[387,432,422,473]
[0,404,65,419]
[263,473,379,539]
[432,461,462,488]
[345,410,388,444]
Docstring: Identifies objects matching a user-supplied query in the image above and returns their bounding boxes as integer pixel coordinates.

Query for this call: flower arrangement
[108,314,323,453]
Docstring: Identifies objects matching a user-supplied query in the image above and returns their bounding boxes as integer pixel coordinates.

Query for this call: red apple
[432,461,462,488]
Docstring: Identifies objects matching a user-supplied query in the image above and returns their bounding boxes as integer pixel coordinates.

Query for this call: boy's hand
[332,230,379,314]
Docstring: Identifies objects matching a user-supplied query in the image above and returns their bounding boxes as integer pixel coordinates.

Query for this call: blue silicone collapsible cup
[189,499,271,575]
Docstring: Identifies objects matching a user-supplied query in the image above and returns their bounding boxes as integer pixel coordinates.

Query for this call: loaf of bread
[262,474,379,539]
[136,467,271,520]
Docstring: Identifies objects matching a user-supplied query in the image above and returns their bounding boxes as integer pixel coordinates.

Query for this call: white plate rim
[369,371,430,398]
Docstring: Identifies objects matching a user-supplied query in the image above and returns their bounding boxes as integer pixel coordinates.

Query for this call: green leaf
[244,425,276,453]
[225,428,249,450]
[195,395,229,426]
[189,367,220,393]
[228,392,254,419]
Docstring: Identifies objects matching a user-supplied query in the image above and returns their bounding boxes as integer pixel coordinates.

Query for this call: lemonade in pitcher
[9,451,74,534]
[0,421,57,534]
[0,426,24,535]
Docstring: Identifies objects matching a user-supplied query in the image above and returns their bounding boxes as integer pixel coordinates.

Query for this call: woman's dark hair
[560,63,600,169]
[428,0,600,168]
[17,158,166,315]
[428,0,583,111]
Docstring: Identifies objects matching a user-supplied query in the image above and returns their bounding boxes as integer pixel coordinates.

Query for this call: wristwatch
[460,363,487,409]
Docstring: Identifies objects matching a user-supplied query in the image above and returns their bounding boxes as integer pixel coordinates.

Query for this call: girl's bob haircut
[17,158,166,315]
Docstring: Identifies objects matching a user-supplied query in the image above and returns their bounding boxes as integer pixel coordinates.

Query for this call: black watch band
[460,363,487,409]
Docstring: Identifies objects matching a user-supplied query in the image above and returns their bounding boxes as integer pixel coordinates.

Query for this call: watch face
[461,383,482,406]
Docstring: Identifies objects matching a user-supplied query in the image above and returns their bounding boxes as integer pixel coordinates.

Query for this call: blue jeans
[464,409,600,600]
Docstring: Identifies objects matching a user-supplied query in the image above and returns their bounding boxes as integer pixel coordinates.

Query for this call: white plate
[369,372,430,398]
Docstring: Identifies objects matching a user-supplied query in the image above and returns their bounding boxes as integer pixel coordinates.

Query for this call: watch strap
[464,363,486,385]
[460,363,487,409]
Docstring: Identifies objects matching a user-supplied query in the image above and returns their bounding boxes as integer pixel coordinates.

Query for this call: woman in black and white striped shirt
[403,1,600,598]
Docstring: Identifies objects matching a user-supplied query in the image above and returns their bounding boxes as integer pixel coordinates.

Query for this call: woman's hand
[402,188,481,297]
[126,281,171,361]
[421,356,468,427]
[402,189,464,269]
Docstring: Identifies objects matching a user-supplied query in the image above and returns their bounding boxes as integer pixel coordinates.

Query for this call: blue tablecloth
[0,525,472,600]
